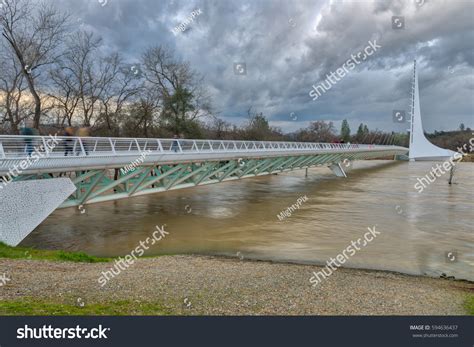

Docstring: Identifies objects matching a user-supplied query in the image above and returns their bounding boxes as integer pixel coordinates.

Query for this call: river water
[23,161,474,281]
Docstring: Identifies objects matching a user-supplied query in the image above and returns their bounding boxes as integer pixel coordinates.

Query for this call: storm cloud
[56,0,474,133]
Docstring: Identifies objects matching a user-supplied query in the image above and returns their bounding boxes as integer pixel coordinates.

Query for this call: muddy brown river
[23,161,474,281]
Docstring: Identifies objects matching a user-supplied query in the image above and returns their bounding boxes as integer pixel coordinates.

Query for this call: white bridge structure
[0,136,407,209]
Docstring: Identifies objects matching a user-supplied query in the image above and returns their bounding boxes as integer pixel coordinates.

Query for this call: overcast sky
[55,0,473,133]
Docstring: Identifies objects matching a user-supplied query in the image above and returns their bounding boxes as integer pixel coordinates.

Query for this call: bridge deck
[0,136,408,208]
[0,136,408,175]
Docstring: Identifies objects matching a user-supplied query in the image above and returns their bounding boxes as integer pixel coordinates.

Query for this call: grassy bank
[0,298,172,315]
[0,242,109,263]
[463,294,474,315]
[1,245,473,315]
[0,295,472,316]
[1,286,472,316]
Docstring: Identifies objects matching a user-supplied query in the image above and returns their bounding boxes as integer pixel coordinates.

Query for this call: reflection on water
[24,161,474,281]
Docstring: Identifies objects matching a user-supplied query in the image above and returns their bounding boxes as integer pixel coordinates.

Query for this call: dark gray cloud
[55,0,473,133]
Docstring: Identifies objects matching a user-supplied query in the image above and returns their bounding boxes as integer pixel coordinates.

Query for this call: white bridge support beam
[329,163,348,178]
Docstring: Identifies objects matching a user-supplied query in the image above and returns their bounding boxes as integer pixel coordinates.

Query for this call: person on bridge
[63,127,75,156]
[171,134,180,152]
[20,121,37,156]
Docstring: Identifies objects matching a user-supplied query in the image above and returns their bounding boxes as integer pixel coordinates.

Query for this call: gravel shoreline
[0,255,472,315]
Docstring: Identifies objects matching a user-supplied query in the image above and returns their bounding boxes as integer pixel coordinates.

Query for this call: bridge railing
[0,135,394,159]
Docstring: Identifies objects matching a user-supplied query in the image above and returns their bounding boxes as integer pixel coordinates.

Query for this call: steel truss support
[15,150,402,208]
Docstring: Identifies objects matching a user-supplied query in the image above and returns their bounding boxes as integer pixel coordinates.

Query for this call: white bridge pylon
[409,60,457,161]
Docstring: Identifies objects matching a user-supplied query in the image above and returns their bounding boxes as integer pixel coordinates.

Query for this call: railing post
[109,138,116,154]
[41,137,51,157]
[72,138,78,155]
[157,139,163,152]
[78,138,86,156]
[0,141,5,159]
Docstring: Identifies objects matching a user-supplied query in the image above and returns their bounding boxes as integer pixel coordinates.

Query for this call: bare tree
[209,117,232,139]
[0,0,69,129]
[142,45,212,136]
[296,121,337,142]
[122,87,162,138]
[0,46,34,133]
[50,31,121,128]
[98,58,143,134]
[48,62,80,127]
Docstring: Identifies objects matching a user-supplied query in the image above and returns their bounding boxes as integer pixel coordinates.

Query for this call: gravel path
[0,255,472,315]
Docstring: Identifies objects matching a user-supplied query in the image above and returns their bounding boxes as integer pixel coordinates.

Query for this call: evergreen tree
[340,119,351,142]
[356,123,364,140]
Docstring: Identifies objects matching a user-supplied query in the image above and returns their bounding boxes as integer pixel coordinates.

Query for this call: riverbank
[1,253,472,315]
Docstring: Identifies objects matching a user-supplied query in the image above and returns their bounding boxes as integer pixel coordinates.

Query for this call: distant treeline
[427,128,473,153]
[30,113,472,153]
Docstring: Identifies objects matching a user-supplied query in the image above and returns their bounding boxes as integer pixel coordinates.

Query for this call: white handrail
[0,135,404,160]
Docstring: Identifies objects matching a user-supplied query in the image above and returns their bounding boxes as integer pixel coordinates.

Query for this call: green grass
[0,242,172,262]
[463,294,474,315]
[0,298,172,315]
[0,242,110,263]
